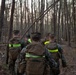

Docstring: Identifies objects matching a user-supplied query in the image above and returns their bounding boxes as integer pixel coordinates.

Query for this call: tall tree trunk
[8,0,15,40]
[38,0,41,32]
[61,9,64,38]
[73,0,76,44]
[15,1,19,30]
[24,0,26,28]
[53,0,56,36]
[0,0,6,41]
[64,0,68,41]
[46,0,48,34]
[31,0,34,32]
[34,0,37,32]
[57,0,61,43]
[20,0,23,34]
[26,0,30,34]
[66,0,71,46]
[40,0,45,37]
[67,0,71,46]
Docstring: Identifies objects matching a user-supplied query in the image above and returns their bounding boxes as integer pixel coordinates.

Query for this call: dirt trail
[60,45,76,75]
[0,45,76,75]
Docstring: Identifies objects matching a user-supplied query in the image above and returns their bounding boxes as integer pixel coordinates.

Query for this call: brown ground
[60,45,76,75]
[0,44,76,75]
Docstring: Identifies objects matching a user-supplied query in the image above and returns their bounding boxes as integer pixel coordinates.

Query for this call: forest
[0,0,76,75]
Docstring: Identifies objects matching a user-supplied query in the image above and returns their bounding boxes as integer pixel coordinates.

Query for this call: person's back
[25,32,44,75]
[25,42,45,75]
[46,41,60,62]
[8,30,26,75]
[45,34,67,75]
[9,37,21,61]
[23,32,58,75]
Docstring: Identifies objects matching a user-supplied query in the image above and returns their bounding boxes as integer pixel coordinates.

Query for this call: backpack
[46,42,60,61]
[9,37,21,60]
[25,42,46,75]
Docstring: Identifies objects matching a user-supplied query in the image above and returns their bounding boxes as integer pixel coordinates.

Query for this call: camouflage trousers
[8,58,16,75]
[15,61,26,75]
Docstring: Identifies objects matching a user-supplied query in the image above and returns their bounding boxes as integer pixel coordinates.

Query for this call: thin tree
[0,0,6,41]
[34,0,37,32]
[57,0,62,43]
[53,0,56,36]
[73,0,76,44]
[20,0,23,34]
[31,0,34,32]
[40,0,45,37]
[46,0,48,34]
[8,0,15,40]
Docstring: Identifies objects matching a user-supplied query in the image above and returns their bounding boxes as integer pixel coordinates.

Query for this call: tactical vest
[9,37,21,60]
[25,42,46,75]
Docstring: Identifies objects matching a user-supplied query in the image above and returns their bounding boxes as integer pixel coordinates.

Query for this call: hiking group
[6,30,67,75]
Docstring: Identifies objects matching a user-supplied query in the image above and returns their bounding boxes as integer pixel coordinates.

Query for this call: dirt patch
[0,65,9,75]
[60,45,76,75]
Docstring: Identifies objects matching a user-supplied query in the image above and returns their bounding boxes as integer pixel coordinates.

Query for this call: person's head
[13,30,20,37]
[45,33,50,40]
[49,34,56,42]
[31,32,41,42]
[26,34,30,39]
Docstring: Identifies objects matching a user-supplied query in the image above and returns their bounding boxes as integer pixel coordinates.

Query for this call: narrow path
[60,45,76,75]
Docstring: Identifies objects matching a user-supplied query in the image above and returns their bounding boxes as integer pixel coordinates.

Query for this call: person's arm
[16,48,26,64]
[20,40,26,49]
[45,48,57,68]
[20,48,26,60]
[57,44,67,67]
[45,48,61,74]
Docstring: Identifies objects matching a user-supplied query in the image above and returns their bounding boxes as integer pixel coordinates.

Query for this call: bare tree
[73,0,76,44]
[20,0,23,34]
[0,0,6,41]
[40,0,45,37]
[8,0,15,40]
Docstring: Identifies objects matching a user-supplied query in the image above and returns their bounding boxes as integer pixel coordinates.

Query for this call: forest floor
[0,43,76,75]
[60,45,76,75]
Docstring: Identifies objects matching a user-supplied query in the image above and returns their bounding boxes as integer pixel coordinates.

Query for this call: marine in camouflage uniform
[16,34,32,75]
[16,48,26,75]
[18,32,58,75]
[7,30,26,75]
[45,34,67,75]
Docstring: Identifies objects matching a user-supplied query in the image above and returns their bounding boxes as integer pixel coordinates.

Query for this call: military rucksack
[25,42,46,75]
[46,42,60,61]
[9,37,21,60]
